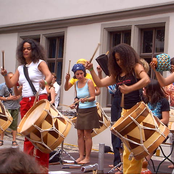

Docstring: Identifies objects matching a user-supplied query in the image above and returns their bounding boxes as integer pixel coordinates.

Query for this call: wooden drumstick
[89,43,101,63]
[2,50,4,69]
[105,51,109,55]
[68,60,71,74]
[120,93,124,108]
[59,103,71,108]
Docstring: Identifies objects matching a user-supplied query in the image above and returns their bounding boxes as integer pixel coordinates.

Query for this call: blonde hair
[140,58,149,73]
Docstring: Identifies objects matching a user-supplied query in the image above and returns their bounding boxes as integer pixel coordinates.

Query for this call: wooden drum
[91,102,110,137]
[17,99,72,153]
[168,108,174,133]
[71,102,110,137]
[110,101,169,160]
[0,101,13,134]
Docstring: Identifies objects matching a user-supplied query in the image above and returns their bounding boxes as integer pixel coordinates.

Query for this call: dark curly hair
[16,38,46,65]
[108,43,140,79]
[0,148,47,173]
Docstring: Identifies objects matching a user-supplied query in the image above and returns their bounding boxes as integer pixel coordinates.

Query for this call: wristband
[3,73,7,77]
[89,68,93,72]
[86,98,89,102]
[44,80,48,85]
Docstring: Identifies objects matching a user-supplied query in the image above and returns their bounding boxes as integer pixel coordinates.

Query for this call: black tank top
[116,73,141,109]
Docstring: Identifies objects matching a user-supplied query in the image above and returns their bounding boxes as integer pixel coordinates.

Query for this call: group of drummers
[1,39,174,174]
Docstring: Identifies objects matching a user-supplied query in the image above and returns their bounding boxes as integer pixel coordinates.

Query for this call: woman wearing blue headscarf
[70,64,100,164]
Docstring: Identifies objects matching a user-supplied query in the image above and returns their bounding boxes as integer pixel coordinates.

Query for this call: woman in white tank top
[1,38,52,170]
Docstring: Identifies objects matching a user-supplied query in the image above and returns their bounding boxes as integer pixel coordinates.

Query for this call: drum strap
[23,65,37,95]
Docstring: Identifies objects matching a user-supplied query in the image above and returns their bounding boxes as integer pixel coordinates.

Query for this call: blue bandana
[72,64,85,73]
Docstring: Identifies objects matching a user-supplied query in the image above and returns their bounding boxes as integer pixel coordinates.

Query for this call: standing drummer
[0,72,21,147]
[86,43,150,174]
[1,39,52,170]
[64,58,100,96]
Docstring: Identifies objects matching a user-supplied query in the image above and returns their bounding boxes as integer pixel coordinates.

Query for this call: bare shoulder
[134,63,144,75]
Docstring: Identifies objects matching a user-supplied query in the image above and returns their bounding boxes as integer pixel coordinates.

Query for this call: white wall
[0,34,18,81]
[62,23,101,106]
[0,0,174,26]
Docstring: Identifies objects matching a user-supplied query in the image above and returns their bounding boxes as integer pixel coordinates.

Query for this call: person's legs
[123,144,142,174]
[8,109,18,146]
[111,133,122,166]
[79,129,92,164]
[12,130,17,142]
[76,129,85,163]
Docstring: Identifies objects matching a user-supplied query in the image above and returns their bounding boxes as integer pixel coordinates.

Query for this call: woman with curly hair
[86,43,150,174]
[1,38,52,169]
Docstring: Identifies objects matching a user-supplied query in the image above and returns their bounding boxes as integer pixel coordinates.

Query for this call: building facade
[0,0,174,146]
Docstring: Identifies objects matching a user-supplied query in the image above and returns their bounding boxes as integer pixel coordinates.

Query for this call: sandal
[12,141,18,147]
[0,140,3,146]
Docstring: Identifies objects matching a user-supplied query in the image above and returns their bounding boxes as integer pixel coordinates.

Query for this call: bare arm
[161,111,169,125]
[86,62,116,87]
[150,61,174,87]
[14,85,22,96]
[50,87,56,105]
[1,69,19,88]
[119,63,150,94]
[95,86,101,96]
[64,73,73,91]
[80,80,95,103]
[38,61,52,88]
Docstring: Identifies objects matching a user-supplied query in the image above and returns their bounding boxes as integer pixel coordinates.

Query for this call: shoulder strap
[23,65,37,95]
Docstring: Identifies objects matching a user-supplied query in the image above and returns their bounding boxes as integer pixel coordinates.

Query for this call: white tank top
[18,59,47,97]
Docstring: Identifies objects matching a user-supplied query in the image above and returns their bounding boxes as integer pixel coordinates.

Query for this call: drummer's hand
[150,61,156,71]
[80,98,87,103]
[65,73,70,81]
[39,79,45,89]
[119,84,130,94]
[70,104,75,109]
[97,65,102,73]
[8,95,18,100]
[85,61,93,71]
[1,68,7,77]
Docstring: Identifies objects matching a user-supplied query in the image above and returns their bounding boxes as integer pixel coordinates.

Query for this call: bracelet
[44,80,48,85]
[86,98,89,102]
[89,68,93,72]
[3,73,7,77]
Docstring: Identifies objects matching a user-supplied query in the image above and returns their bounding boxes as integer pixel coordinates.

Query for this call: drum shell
[91,103,110,137]
[0,101,13,134]
[18,99,72,153]
[110,101,169,160]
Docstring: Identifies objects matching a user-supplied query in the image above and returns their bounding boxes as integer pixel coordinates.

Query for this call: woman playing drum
[1,39,52,169]
[70,63,100,164]
[86,43,150,174]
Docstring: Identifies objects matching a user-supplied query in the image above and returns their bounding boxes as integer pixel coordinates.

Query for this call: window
[140,27,165,77]
[107,30,131,106]
[46,36,64,85]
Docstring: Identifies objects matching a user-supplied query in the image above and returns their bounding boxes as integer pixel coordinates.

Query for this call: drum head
[18,99,50,134]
